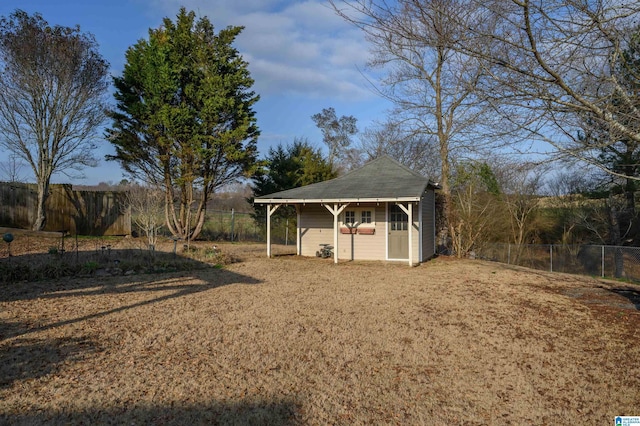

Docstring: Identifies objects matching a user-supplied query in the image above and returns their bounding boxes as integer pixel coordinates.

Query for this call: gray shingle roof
[255,156,436,202]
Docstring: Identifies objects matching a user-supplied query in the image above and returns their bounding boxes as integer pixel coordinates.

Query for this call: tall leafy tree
[107,8,259,240]
[0,10,109,230]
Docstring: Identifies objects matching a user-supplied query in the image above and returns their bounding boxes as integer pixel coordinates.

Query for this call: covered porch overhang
[257,197,421,266]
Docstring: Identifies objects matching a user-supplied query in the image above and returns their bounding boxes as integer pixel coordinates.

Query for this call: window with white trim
[341,208,375,227]
[344,210,356,225]
[390,204,408,231]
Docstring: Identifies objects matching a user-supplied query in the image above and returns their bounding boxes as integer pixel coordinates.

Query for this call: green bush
[82,261,100,274]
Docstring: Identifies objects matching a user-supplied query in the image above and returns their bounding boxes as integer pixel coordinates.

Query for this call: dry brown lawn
[1,243,639,425]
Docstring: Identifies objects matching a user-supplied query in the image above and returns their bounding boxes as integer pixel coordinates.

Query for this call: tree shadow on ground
[0,399,300,425]
[0,250,261,342]
[0,254,263,391]
[0,335,97,389]
[0,248,256,303]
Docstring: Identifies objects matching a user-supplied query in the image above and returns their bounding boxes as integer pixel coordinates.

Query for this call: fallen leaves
[0,244,639,424]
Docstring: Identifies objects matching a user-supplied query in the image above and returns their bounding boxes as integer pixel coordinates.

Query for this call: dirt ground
[1,242,639,425]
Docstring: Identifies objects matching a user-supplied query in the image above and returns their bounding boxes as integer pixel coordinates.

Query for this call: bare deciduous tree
[0,10,109,230]
[0,154,26,183]
[497,162,548,261]
[330,0,514,252]
[463,0,640,179]
[124,184,165,250]
[546,169,635,278]
[450,161,504,257]
[311,107,359,171]
[359,119,441,180]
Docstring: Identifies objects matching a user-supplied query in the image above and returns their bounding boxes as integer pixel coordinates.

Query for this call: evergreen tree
[107,8,259,240]
[251,138,335,225]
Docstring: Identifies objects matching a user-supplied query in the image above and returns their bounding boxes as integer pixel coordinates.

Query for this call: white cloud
[142,0,378,101]
[245,54,371,99]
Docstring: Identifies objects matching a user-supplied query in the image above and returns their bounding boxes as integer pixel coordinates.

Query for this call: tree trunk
[32,179,49,231]
[190,205,207,241]
[164,182,180,238]
[435,45,452,256]
[435,191,451,255]
[614,246,624,279]
[608,202,625,279]
[162,176,211,242]
[439,167,454,255]
[623,173,638,245]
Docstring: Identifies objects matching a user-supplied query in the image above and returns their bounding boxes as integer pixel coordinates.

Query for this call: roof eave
[254,196,422,204]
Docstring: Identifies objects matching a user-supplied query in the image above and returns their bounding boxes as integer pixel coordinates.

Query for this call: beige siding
[411,203,420,264]
[421,189,436,261]
[337,204,386,261]
[299,204,334,257]
[299,203,387,260]
[298,199,432,263]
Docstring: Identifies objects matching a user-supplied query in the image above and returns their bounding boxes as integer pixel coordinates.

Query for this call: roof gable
[255,156,435,202]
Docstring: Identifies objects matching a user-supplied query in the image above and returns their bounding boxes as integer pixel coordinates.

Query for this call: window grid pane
[345,211,355,224]
[390,205,408,231]
[361,211,372,224]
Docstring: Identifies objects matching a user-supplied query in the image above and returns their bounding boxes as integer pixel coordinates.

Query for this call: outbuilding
[254,156,439,266]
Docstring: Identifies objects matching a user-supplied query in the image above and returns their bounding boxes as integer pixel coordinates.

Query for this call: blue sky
[0,0,391,184]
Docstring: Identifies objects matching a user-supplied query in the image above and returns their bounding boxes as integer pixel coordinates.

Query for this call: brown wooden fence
[0,182,131,236]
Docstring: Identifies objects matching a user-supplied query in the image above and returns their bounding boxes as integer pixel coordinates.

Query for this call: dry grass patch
[1,244,639,424]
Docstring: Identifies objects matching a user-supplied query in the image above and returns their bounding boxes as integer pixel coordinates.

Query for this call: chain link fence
[0,230,134,260]
[0,210,292,282]
[161,210,296,245]
[475,243,640,282]
[2,210,294,259]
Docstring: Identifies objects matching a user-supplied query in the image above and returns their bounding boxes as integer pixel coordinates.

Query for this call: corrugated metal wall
[0,182,131,236]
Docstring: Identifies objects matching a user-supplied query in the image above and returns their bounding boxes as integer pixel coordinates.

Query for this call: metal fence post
[601,245,605,278]
[230,208,235,242]
[550,244,553,272]
[507,243,510,265]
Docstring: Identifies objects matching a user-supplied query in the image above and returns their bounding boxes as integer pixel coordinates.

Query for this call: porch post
[266,204,281,258]
[408,202,413,267]
[396,202,414,267]
[295,205,301,256]
[323,203,349,264]
[333,203,339,264]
